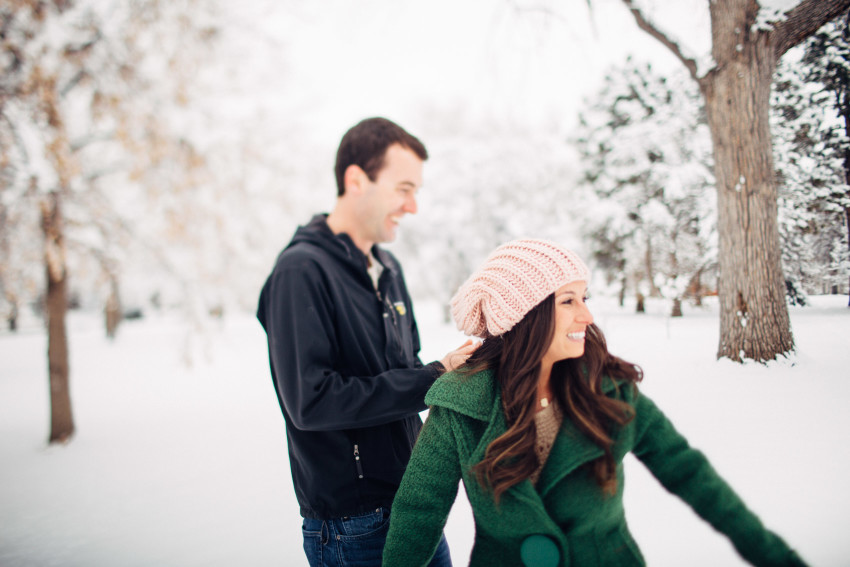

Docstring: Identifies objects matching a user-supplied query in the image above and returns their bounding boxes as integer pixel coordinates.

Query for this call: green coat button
[520,534,560,567]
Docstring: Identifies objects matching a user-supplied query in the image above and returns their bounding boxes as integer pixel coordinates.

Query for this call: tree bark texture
[702,1,794,361]
[622,0,850,360]
[41,192,74,444]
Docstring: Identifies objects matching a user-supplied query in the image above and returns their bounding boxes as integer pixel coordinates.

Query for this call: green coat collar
[425,368,620,499]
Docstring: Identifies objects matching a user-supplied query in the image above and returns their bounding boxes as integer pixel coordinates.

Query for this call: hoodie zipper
[353,444,364,479]
[377,290,398,325]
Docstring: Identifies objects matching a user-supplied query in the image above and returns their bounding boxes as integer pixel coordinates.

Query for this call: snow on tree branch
[621,0,701,80]
[753,0,803,32]
[768,0,850,58]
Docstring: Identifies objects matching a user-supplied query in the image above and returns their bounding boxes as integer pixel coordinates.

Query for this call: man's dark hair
[334,117,428,196]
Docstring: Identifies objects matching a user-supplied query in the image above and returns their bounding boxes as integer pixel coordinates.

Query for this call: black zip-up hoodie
[257,214,443,520]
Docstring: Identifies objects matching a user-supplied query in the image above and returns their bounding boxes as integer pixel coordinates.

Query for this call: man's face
[356,143,423,245]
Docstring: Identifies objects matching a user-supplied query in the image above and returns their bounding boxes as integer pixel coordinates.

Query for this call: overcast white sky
[212,0,716,144]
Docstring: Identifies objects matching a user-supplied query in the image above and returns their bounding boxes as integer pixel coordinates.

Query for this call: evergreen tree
[575,59,715,317]
[606,0,850,361]
[772,38,848,304]
[800,19,850,304]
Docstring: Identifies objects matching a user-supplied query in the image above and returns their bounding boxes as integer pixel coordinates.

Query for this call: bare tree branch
[772,0,850,57]
[60,69,89,97]
[507,0,570,24]
[69,130,119,153]
[0,111,30,166]
[621,0,700,80]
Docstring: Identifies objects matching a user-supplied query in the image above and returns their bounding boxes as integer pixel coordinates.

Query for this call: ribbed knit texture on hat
[451,239,590,338]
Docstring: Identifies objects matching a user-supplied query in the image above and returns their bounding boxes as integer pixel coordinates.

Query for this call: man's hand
[440,339,479,372]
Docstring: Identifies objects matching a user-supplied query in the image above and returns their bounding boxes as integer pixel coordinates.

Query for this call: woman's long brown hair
[464,294,642,503]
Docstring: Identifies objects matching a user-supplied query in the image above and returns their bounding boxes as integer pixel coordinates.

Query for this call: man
[257,117,475,567]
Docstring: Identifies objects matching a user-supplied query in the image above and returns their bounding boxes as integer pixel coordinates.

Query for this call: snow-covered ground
[1,295,848,566]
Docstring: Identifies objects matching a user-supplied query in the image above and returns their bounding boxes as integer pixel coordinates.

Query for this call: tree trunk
[669,236,683,317]
[842,98,850,307]
[846,207,850,306]
[671,297,683,317]
[7,300,18,332]
[41,192,74,444]
[701,2,794,362]
[619,0,850,360]
[691,269,704,307]
[644,233,662,297]
[105,277,121,339]
[635,292,645,313]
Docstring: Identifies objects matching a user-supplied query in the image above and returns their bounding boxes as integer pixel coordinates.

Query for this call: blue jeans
[302,507,452,567]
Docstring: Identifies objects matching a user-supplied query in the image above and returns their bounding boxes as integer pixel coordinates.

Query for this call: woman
[382,238,806,567]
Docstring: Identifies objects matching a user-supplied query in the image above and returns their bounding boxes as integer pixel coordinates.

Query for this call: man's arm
[261,256,441,432]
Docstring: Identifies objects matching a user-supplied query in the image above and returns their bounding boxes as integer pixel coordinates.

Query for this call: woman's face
[541,280,593,368]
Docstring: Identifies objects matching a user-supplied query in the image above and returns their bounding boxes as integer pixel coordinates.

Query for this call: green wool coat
[382,369,807,567]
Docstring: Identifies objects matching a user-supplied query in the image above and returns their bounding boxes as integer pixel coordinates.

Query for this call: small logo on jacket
[393,302,407,316]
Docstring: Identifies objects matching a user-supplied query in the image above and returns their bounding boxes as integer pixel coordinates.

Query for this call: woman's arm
[384,405,463,567]
[631,392,807,567]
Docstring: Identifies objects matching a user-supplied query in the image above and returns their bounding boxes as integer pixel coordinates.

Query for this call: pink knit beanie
[451,238,590,338]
